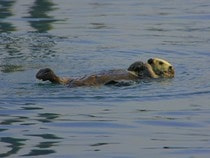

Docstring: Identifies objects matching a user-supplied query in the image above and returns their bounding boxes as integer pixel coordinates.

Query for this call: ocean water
[0,0,210,157]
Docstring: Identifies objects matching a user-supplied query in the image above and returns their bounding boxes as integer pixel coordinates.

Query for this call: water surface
[1,0,210,158]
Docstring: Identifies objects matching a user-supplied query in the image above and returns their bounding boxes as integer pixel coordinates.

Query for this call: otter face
[147,58,175,78]
[36,68,57,81]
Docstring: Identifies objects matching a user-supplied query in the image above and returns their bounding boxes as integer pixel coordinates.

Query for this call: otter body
[67,69,138,87]
[36,58,175,87]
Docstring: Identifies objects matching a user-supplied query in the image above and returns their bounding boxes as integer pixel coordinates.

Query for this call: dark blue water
[1,0,210,157]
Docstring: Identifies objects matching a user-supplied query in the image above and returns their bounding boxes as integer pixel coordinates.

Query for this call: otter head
[36,68,59,83]
[147,58,175,78]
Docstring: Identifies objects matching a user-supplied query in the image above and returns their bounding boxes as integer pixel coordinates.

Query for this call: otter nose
[169,66,175,74]
[148,58,153,64]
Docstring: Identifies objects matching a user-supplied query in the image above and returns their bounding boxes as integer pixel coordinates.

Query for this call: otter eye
[159,61,164,65]
[169,66,172,70]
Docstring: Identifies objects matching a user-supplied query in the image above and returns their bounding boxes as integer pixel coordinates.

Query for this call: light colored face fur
[148,58,175,78]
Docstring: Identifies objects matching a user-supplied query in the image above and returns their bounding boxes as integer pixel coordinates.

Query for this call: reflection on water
[23,133,62,156]
[0,0,57,33]
[0,64,24,73]
[0,111,62,157]
[26,0,57,32]
[0,136,59,157]
[22,149,55,156]
[0,0,58,73]
[37,113,60,123]
[0,137,27,157]
[0,1,16,32]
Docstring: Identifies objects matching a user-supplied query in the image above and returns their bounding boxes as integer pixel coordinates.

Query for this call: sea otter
[36,58,175,87]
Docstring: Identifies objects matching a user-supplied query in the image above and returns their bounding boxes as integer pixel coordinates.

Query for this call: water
[0,0,210,157]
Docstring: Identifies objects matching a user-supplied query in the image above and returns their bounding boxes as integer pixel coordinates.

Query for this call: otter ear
[127,61,145,72]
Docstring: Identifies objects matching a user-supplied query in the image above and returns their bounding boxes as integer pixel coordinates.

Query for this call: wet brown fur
[36,58,174,87]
